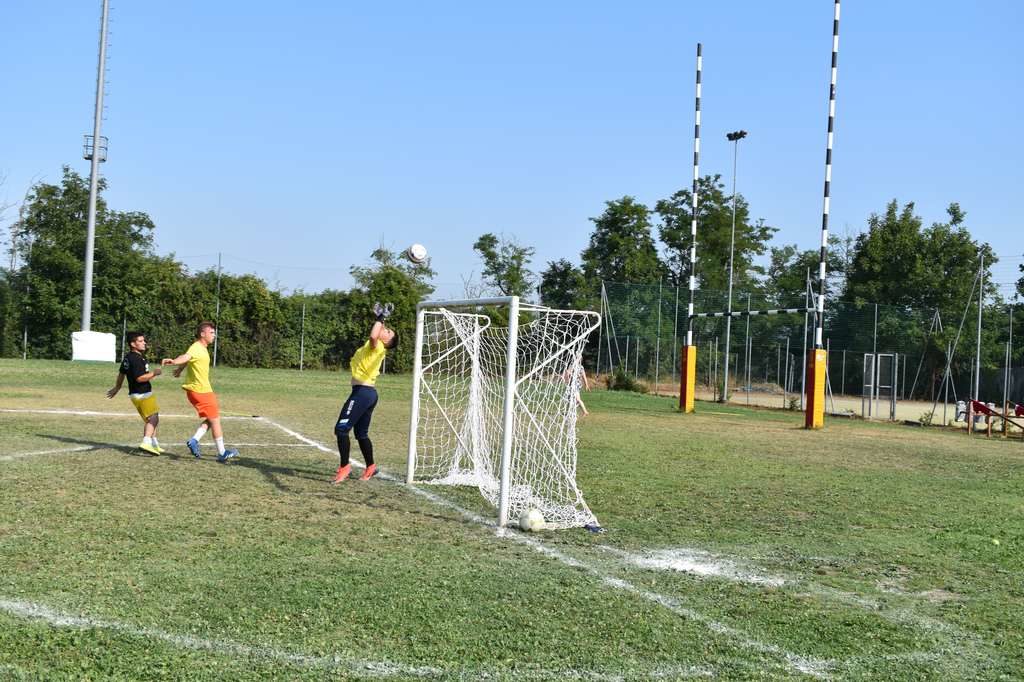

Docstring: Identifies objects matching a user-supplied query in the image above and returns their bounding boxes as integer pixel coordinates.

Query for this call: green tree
[472,233,536,298]
[581,196,663,289]
[843,201,995,310]
[656,175,776,290]
[538,259,587,310]
[765,239,845,306]
[10,167,157,358]
[0,271,13,356]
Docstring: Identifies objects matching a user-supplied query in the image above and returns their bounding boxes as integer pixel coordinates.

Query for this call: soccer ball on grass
[518,508,545,532]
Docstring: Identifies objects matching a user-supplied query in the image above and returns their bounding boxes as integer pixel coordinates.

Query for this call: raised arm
[369,302,393,348]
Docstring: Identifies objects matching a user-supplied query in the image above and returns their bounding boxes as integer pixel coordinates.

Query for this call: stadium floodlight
[81,0,110,333]
[406,296,601,529]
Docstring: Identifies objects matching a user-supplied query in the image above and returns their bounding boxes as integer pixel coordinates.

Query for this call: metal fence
[598,281,1021,418]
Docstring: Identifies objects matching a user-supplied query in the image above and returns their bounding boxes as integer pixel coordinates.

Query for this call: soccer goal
[406,296,601,529]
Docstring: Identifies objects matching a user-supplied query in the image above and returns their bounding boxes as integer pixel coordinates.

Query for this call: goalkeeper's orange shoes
[359,463,378,481]
[331,464,351,484]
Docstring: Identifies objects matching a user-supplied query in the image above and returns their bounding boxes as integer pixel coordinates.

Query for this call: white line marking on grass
[259,416,832,679]
[229,443,320,448]
[0,408,259,421]
[0,597,717,679]
[600,546,787,587]
[0,445,105,462]
[0,598,441,677]
[256,417,347,456]
[0,442,148,462]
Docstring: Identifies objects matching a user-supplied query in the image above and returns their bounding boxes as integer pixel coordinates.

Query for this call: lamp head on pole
[726,130,748,142]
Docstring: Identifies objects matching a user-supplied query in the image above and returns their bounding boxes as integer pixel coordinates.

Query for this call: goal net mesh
[412,303,599,529]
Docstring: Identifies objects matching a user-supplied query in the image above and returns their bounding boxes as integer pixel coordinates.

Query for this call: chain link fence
[598,281,1022,421]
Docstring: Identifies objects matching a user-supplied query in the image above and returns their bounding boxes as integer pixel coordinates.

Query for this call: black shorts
[334,385,378,440]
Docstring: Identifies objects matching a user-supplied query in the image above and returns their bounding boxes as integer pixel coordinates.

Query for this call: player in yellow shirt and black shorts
[162,321,239,463]
[331,303,398,484]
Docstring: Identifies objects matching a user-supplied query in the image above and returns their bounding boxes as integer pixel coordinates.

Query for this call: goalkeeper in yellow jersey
[331,302,398,484]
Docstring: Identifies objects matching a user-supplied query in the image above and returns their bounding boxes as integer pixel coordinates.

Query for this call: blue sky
[2,1,1022,299]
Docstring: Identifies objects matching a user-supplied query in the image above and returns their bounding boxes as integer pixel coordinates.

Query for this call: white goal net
[406,297,601,529]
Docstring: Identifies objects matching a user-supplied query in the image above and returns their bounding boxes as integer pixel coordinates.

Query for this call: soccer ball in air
[518,508,545,532]
[406,243,428,264]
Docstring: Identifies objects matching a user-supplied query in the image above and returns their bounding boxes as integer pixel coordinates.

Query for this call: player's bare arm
[106,372,125,399]
[161,353,191,366]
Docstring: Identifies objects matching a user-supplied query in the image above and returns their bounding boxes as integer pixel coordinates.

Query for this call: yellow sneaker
[139,442,160,455]
[154,443,167,454]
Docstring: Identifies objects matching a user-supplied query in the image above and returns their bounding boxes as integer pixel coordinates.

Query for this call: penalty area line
[258,415,831,679]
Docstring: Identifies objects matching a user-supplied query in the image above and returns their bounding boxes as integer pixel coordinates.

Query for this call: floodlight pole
[974,253,984,399]
[213,252,222,366]
[721,130,747,402]
[81,0,111,331]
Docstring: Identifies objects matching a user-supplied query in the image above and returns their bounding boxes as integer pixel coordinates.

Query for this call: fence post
[671,284,680,386]
[655,280,663,392]
[801,271,809,410]
[713,337,719,401]
[841,349,846,396]
[744,294,751,397]
[625,335,630,378]
[299,301,306,371]
[784,337,790,408]
[873,303,878,357]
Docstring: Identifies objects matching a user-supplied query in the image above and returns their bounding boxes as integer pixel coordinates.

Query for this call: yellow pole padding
[804,348,827,429]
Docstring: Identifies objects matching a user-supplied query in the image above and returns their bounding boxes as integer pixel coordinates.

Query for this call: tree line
[1,167,1019,385]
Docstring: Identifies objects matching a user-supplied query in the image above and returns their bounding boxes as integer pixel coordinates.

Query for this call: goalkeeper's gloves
[373,302,394,321]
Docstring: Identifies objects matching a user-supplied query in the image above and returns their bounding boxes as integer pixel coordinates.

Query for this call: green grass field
[1,358,1022,680]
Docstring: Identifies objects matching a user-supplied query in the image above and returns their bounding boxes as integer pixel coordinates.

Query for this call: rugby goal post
[406,296,601,529]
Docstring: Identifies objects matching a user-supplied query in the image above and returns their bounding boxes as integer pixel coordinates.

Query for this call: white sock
[215,437,226,455]
[192,424,209,442]
[143,436,153,445]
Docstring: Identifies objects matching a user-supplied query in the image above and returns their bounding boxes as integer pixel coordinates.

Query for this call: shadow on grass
[229,456,330,492]
[228,455,479,526]
[36,434,185,460]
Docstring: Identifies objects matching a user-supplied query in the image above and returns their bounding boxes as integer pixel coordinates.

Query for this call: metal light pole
[81,0,110,331]
[213,252,222,366]
[974,253,984,399]
[720,129,747,402]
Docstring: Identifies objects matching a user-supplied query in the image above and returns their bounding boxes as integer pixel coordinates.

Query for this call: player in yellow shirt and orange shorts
[162,321,239,463]
[331,303,398,484]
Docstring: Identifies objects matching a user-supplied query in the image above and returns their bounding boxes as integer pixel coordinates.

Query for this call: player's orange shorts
[185,390,220,419]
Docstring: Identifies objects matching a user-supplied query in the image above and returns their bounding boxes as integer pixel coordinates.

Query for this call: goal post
[406,296,601,529]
